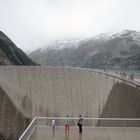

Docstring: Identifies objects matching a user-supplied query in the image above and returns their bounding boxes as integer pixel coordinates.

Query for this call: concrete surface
[0,66,140,139]
[0,66,137,118]
[0,86,27,140]
[29,127,140,140]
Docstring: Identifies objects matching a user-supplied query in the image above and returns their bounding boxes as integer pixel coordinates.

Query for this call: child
[52,119,56,130]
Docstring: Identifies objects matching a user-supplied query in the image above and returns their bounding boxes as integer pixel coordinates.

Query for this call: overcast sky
[0,0,140,51]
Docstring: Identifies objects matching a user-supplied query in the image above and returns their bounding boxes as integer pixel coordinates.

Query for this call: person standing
[64,115,70,132]
[52,119,56,130]
[77,115,83,133]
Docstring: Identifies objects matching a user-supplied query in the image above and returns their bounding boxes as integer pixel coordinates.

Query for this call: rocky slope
[0,31,37,65]
[30,30,140,70]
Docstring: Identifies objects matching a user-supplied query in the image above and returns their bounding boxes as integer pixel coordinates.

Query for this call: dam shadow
[98,82,140,127]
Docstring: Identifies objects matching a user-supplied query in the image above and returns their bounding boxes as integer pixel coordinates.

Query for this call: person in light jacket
[52,119,56,130]
[64,115,70,132]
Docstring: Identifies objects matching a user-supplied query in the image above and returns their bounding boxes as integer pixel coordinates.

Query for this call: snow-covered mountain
[35,39,86,54]
[29,30,140,70]
[94,30,140,41]
[46,39,82,50]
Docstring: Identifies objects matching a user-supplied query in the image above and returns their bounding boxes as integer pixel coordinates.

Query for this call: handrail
[36,117,140,121]
[18,117,140,140]
[19,117,37,140]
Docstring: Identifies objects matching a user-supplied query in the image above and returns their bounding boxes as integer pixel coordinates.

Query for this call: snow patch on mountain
[32,30,140,54]
[93,30,140,42]
[39,39,83,53]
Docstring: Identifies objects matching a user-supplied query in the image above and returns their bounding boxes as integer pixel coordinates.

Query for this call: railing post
[123,120,126,127]
[101,119,104,127]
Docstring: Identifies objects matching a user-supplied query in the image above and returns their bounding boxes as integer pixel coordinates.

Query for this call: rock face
[0,31,37,65]
[0,86,27,140]
[30,30,140,70]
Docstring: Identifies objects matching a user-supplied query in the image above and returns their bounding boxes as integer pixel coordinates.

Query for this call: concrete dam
[0,66,140,139]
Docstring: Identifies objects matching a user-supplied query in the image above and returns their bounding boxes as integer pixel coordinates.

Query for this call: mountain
[0,31,37,65]
[29,30,140,70]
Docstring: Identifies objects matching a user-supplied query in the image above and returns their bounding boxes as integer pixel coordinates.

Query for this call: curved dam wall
[0,66,140,119]
[0,66,119,119]
[0,66,140,139]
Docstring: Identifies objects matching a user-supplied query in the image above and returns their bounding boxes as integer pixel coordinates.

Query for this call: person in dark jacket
[77,115,83,133]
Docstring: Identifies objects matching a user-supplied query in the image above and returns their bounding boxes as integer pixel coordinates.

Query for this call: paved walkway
[29,127,140,140]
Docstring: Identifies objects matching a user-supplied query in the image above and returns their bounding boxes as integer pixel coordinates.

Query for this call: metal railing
[19,118,37,140]
[18,117,140,140]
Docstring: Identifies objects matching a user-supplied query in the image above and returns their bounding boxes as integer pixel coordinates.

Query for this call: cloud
[0,0,140,51]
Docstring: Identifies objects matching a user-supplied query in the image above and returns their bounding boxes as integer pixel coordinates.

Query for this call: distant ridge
[0,31,38,65]
[30,30,140,70]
